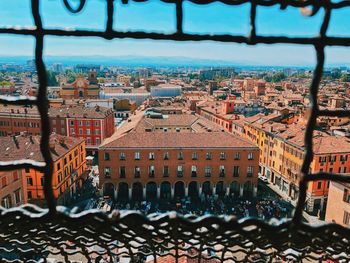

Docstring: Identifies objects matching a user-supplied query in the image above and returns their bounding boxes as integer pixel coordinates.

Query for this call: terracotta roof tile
[0,133,84,163]
[101,131,257,149]
[49,105,113,119]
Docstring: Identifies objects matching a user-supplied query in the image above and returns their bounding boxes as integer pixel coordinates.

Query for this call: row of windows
[104,151,254,161]
[56,146,84,171]
[319,155,349,163]
[69,120,100,126]
[51,119,65,125]
[1,172,19,189]
[13,121,40,128]
[319,167,347,173]
[285,145,303,159]
[0,121,10,126]
[52,127,65,134]
[27,182,70,200]
[70,128,101,135]
[104,166,254,178]
[1,190,21,208]
[27,166,78,187]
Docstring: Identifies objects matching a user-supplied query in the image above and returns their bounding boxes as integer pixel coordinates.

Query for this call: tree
[340,74,350,82]
[65,70,77,83]
[271,72,286,82]
[46,70,58,86]
[264,75,272,82]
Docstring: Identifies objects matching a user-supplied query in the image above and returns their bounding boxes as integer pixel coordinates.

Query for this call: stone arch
[243,181,253,198]
[117,182,128,201]
[132,182,143,201]
[146,181,157,200]
[174,181,185,199]
[103,183,114,199]
[188,181,198,198]
[215,181,225,196]
[230,181,240,197]
[160,181,171,199]
[202,181,212,196]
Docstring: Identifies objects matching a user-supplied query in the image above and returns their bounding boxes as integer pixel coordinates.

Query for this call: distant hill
[0,55,341,69]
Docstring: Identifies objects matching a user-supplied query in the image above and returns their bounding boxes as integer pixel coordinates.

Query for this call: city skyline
[0,0,349,66]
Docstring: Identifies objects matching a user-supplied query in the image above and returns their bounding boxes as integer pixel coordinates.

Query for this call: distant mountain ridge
[0,55,343,68]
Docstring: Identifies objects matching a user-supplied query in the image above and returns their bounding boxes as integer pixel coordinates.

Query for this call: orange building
[244,114,350,215]
[325,182,350,226]
[1,134,86,206]
[99,112,259,201]
[196,97,237,132]
[308,135,350,213]
[0,170,27,208]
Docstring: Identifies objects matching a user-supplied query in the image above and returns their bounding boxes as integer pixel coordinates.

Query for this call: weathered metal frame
[0,0,350,262]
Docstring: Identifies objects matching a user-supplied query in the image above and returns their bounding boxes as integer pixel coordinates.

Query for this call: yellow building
[1,134,87,206]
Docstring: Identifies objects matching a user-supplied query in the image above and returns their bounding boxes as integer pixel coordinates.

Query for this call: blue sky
[0,0,349,66]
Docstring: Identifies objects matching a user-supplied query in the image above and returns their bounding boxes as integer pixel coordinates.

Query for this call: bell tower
[88,70,98,85]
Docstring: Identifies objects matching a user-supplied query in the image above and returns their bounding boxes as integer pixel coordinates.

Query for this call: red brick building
[99,112,259,201]
[0,105,41,136]
[49,105,115,152]
[0,105,115,149]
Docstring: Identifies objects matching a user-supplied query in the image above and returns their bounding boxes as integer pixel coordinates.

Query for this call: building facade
[49,105,115,151]
[0,105,41,136]
[99,113,259,201]
[244,114,350,215]
[325,181,350,226]
[0,134,86,206]
[0,170,27,208]
[60,71,100,99]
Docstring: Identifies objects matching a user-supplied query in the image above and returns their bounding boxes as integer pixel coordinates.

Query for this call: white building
[150,85,182,97]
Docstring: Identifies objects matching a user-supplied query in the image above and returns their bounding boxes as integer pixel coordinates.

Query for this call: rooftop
[0,133,84,163]
[101,111,257,149]
[49,105,114,119]
[101,131,257,149]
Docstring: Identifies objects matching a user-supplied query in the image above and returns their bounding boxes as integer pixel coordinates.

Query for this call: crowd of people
[86,192,293,220]
[77,170,293,219]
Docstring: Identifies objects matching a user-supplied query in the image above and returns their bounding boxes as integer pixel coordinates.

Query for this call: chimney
[49,140,56,151]
[12,136,19,149]
[269,126,274,133]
